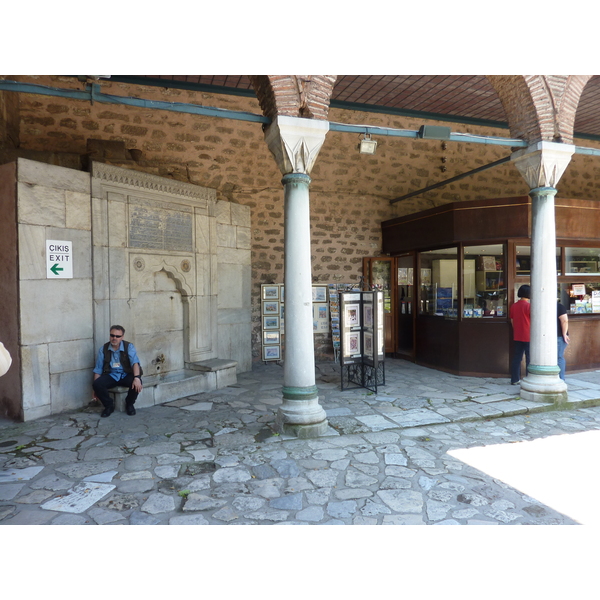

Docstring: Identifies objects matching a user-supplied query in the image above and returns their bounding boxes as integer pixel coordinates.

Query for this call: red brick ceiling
[137,75,600,138]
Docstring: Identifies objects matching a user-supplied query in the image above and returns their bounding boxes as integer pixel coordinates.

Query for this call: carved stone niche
[91,163,218,376]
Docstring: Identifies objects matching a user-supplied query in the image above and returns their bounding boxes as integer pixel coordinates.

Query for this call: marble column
[264,116,329,437]
[512,141,574,404]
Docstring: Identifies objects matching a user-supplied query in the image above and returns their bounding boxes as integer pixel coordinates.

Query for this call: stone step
[109,360,237,412]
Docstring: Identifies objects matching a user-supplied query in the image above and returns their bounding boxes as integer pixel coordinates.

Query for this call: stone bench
[108,358,238,412]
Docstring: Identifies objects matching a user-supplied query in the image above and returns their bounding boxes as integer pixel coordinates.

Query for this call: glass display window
[559,281,600,314]
[516,245,562,276]
[419,247,457,317]
[565,247,600,276]
[464,244,506,318]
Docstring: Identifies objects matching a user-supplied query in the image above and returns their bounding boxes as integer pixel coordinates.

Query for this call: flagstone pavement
[2,358,600,525]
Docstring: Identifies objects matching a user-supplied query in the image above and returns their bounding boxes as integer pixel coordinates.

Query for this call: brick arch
[487,75,592,144]
[249,75,337,121]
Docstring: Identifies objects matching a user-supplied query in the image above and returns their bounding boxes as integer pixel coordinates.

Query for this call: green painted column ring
[282,385,319,401]
[529,186,557,198]
[527,364,561,376]
[282,172,311,187]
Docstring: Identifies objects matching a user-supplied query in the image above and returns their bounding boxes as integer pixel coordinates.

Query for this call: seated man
[92,325,143,417]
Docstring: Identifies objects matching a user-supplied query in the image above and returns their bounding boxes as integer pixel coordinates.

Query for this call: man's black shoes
[101,405,135,416]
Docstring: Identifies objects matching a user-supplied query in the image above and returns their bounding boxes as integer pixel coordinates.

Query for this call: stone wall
[0,157,250,421]
[3,75,600,362]
[15,158,94,420]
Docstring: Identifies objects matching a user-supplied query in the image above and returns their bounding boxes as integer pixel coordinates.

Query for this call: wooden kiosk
[362,196,600,377]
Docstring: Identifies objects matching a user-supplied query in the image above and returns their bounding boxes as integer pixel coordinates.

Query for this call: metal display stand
[328,283,361,364]
[339,291,385,392]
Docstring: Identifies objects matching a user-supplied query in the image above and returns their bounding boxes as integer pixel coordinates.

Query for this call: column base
[520,370,568,405]
[275,387,328,438]
[275,416,330,439]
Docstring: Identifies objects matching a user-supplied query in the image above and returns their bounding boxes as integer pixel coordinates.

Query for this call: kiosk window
[560,281,600,313]
[464,244,506,318]
[517,246,562,275]
[419,248,457,317]
[565,248,600,276]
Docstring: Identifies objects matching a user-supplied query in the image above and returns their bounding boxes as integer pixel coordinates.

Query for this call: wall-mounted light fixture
[359,133,377,155]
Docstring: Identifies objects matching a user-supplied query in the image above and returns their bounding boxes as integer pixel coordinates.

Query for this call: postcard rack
[339,291,385,393]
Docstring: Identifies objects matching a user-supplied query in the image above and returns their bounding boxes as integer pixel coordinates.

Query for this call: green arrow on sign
[50,264,63,276]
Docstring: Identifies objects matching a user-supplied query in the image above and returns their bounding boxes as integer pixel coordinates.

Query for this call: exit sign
[46,240,73,279]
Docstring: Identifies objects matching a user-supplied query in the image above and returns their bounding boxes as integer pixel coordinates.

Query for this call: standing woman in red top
[509,284,531,385]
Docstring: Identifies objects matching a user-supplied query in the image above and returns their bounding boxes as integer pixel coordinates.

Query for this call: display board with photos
[260,283,331,362]
[312,285,329,333]
[339,290,385,392]
[261,284,282,361]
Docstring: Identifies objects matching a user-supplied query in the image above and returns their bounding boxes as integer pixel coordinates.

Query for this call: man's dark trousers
[93,373,140,410]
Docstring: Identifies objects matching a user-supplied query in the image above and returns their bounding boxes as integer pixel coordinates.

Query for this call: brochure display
[339,291,385,392]
[327,283,362,362]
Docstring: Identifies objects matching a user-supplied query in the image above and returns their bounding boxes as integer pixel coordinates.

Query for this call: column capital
[264,115,329,176]
[511,141,575,189]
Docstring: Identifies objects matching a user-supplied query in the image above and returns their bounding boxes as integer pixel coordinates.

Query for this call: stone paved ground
[2,358,600,526]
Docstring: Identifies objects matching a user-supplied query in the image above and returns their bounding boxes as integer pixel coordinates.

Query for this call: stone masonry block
[217,223,236,248]
[21,344,51,411]
[108,199,128,248]
[108,247,130,298]
[50,369,92,413]
[18,158,89,194]
[218,307,251,325]
[218,263,244,309]
[231,203,250,227]
[91,197,109,246]
[216,366,237,388]
[18,182,66,227]
[218,246,251,266]
[92,246,110,300]
[18,223,46,280]
[49,338,95,374]
[152,372,215,404]
[65,190,91,231]
[216,200,231,224]
[217,323,250,373]
[20,279,93,345]
[236,226,251,250]
[23,404,52,422]
[195,214,212,254]
[93,299,111,345]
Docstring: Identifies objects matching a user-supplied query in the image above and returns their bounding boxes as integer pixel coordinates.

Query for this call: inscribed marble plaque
[129,205,193,252]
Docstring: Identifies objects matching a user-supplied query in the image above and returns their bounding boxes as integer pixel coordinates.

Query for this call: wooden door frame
[362,256,397,354]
